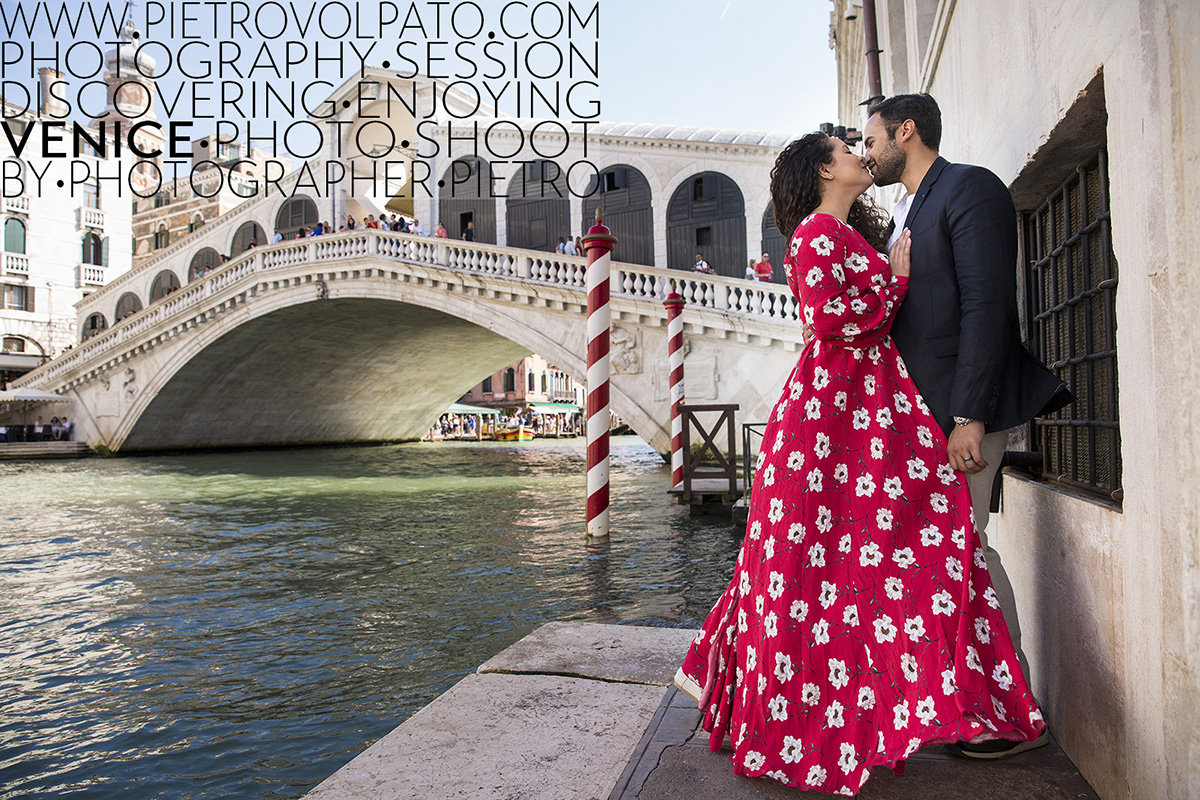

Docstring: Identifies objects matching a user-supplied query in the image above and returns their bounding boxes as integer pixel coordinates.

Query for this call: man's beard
[871,143,906,187]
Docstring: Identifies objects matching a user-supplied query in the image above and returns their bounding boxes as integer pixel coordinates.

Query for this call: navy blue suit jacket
[889,157,1071,436]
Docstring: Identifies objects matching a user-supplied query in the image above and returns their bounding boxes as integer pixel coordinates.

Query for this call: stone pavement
[303,621,1101,800]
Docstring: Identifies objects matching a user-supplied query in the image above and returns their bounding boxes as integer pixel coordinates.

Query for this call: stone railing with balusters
[3,195,29,214]
[27,228,801,390]
[79,265,105,286]
[79,208,105,229]
[4,253,29,276]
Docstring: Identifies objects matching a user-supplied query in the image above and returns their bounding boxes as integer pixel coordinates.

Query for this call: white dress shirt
[888,193,915,250]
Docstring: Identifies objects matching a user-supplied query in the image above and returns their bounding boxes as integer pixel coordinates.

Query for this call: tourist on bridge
[746,259,758,280]
[564,237,577,256]
[692,252,713,274]
[756,252,774,282]
[675,130,1045,795]
[436,222,448,238]
[575,236,584,255]
[272,229,283,244]
[462,221,475,242]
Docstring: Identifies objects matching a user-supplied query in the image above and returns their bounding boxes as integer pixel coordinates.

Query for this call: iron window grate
[1023,149,1121,502]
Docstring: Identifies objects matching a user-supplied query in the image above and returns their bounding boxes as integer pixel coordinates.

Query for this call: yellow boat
[495,423,535,442]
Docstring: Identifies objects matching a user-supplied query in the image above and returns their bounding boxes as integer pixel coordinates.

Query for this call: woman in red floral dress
[675,133,1045,796]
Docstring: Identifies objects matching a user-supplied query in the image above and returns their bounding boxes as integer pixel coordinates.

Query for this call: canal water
[0,438,740,799]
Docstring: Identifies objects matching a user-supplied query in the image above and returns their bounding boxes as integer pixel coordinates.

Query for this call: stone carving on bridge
[653,351,717,402]
[123,368,137,399]
[316,279,329,300]
[610,325,642,374]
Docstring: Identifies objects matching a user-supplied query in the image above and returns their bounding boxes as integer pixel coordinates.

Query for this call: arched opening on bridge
[150,270,181,301]
[115,292,142,321]
[231,222,265,257]
[582,164,654,266]
[82,312,107,340]
[189,247,221,280]
[506,160,569,252]
[188,213,204,234]
[439,157,496,243]
[666,171,746,277]
[276,196,319,240]
[760,202,787,284]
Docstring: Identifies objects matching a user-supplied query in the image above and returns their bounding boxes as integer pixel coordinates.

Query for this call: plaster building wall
[832,2,1200,798]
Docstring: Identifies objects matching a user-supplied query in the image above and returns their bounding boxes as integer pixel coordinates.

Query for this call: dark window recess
[603,168,628,192]
[696,227,713,247]
[1023,149,1121,502]
[503,368,516,393]
[3,336,24,352]
[482,376,493,393]
[693,175,717,202]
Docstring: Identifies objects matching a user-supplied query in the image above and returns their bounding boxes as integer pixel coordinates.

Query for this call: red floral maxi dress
[676,212,1045,796]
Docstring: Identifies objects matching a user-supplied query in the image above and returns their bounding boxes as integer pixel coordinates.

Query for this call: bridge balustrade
[23,228,803,391]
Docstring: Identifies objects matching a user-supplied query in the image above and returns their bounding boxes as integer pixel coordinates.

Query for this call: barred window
[1022,149,1121,502]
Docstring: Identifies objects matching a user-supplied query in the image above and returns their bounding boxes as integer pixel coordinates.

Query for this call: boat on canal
[494,422,536,442]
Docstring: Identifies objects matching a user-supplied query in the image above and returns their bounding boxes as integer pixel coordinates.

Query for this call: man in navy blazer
[863,94,1070,759]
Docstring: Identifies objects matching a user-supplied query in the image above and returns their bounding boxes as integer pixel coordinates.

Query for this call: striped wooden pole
[583,209,617,539]
[664,292,685,487]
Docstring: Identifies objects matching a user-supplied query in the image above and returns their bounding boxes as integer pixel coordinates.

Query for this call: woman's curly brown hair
[769,132,891,253]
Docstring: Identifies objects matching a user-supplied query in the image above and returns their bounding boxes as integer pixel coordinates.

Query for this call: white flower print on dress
[805,266,823,288]
[838,533,852,553]
[814,432,831,459]
[876,508,894,530]
[864,375,876,395]
[738,571,751,596]
[850,298,868,314]
[805,397,822,420]
[852,409,870,429]
[937,463,956,485]
[930,493,949,514]
[860,542,883,567]
[838,742,857,775]
[885,576,904,600]
[763,537,776,560]
[813,366,830,390]
[746,644,757,672]
[758,673,768,694]
[834,391,848,410]
[812,618,831,645]
[827,700,846,728]
[808,468,824,492]
[892,547,916,568]
[789,601,809,624]
[806,765,827,787]
[856,473,877,497]
[858,686,875,709]
[883,477,904,499]
[819,581,839,609]
[942,667,957,696]
[975,547,989,570]
[834,463,850,484]
[787,449,804,471]
[829,658,850,689]
[816,506,834,533]
[842,322,861,336]
[802,682,821,706]
[951,527,967,549]
[893,700,910,730]
[918,426,935,448]
[946,556,964,581]
[756,449,768,472]
[787,522,806,543]
[809,543,827,568]
[756,595,765,616]
[768,693,789,721]
[907,457,929,480]
[843,604,860,626]
[823,297,846,316]
[932,590,956,616]
[920,525,944,547]
[744,750,766,772]
[763,612,779,638]
[873,614,898,643]
[993,661,1014,691]
[966,645,983,674]
[775,652,795,682]
[832,262,846,282]
[975,617,991,643]
[748,520,762,540]
[870,437,884,459]
[875,407,893,427]
[915,696,937,725]
[767,571,786,600]
[810,234,834,256]
[738,608,748,633]
[845,252,869,272]
[904,615,926,642]
[789,380,803,400]
[768,497,785,524]
[984,586,1000,609]
[893,392,912,414]
[780,737,803,764]
[762,464,776,487]
[992,695,1008,720]
[900,653,919,683]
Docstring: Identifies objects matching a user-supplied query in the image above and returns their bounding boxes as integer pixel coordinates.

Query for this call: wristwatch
[953,416,974,427]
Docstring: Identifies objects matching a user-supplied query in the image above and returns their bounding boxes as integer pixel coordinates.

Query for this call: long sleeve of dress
[786,215,908,342]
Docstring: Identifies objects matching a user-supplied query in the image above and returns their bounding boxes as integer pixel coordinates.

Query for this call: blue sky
[5,1,838,143]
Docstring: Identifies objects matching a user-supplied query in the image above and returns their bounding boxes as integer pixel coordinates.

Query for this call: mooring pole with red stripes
[583,210,617,539]
[664,292,685,487]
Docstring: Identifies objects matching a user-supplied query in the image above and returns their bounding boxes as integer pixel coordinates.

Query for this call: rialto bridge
[12,72,806,453]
